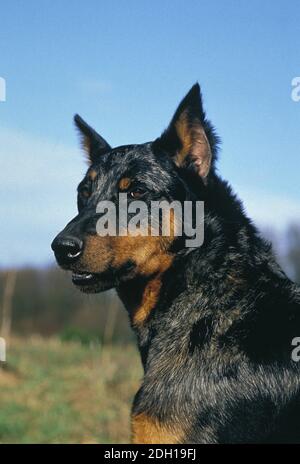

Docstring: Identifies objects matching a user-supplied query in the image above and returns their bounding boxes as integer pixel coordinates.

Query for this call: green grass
[0,337,142,443]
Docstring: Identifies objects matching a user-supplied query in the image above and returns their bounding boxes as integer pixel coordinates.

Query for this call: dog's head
[51,83,219,292]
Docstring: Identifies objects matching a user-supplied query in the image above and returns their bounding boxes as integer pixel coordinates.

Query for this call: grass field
[0,337,142,444]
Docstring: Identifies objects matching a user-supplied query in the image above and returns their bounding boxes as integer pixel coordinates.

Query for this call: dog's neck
[117,271,171,326]
[118,174,276,368]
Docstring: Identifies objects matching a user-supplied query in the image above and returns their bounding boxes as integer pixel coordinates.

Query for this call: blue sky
[0,0,299,267]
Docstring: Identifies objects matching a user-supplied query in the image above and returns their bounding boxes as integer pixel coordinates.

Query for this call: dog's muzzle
[51,235,83,266]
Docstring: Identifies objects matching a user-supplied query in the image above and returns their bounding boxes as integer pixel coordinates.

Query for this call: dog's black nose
[51,235,83,265]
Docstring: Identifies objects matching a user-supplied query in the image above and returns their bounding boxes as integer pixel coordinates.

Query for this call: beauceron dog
[52,84,300,443]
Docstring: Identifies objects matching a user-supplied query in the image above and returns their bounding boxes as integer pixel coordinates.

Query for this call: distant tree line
[264,224,300,284]
[0,266,133,343]
[285,224,300,283]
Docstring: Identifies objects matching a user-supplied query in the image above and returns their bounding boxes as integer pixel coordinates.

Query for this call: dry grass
[0,337,142,443]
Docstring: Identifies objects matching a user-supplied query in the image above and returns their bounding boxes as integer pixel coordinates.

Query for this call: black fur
[52,83,300,443]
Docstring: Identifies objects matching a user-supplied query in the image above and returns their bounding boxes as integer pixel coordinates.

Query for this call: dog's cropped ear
[74,114,111,164]
[154,83,216,181]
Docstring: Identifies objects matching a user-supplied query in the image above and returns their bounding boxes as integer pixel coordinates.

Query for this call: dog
[52,83,300,443]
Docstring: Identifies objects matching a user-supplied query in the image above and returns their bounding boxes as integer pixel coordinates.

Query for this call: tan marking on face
[95,210,177,277]
[77,233,174,274]
[119,177,132,191]
[76,232,175,325]
[88,169,97,181]
[76,235,112,273]
[75,205,177,321]
[132,413,183,444]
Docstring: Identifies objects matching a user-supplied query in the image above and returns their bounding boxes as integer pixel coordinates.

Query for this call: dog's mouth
[70,261,136,293]
[71,270,115,293]
[72,271,99,286]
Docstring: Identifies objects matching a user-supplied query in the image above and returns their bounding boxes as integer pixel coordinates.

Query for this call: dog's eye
[130,189,145,199]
